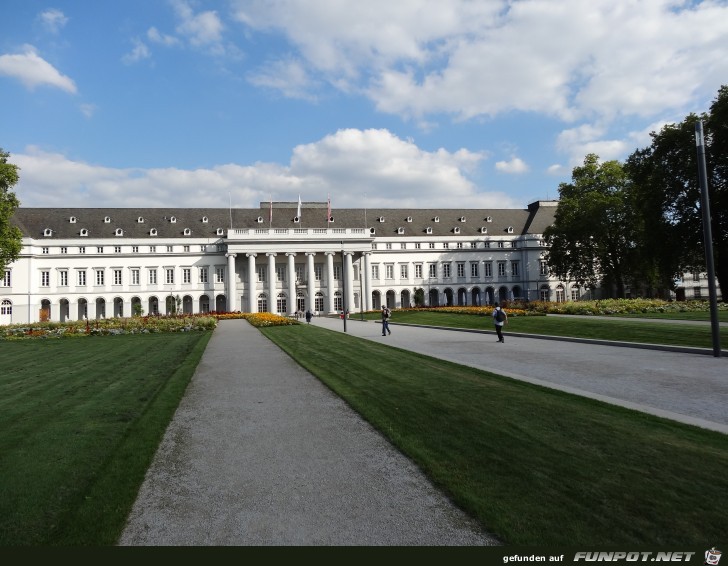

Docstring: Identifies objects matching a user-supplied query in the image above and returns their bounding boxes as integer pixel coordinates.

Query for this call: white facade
[2,201,565,324]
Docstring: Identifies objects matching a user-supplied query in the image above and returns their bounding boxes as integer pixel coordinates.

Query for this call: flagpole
[229,193,233,229]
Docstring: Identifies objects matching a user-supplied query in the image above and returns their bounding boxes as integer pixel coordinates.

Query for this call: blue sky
[2,0,727,211]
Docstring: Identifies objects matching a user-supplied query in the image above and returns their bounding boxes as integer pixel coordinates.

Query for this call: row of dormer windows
[377,215,493,223]
[67,215,211,224]
[43,227,224,237]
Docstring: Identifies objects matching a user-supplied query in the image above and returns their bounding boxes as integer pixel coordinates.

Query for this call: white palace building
[1,199,587,325]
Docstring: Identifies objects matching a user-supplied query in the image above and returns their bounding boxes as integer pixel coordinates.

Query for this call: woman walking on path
[381,306,392,336]
[492,303,507,343]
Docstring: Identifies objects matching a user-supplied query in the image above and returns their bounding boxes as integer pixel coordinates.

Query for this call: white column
[247,253,257,313]
[345,252,354,314]
[267,253,276,313]
[326,252,336,314]
[363,252,372,311]
[287,252,296,315]
[226,253,237,312]
[306,252,316,313]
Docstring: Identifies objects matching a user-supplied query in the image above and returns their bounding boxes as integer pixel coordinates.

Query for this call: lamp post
[340,242,347,333]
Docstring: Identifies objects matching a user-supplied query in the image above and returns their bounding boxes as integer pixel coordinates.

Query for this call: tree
[544,154,638,298]
[413,287,425,307]
[0,149,22,273]
[625,85,728,300]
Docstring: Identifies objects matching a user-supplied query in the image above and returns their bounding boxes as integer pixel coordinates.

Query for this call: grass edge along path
[0,331,212,546]
[261,324,728,546]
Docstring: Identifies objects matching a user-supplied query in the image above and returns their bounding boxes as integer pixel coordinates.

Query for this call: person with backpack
[381,305,392,336]
[492,302,507,343]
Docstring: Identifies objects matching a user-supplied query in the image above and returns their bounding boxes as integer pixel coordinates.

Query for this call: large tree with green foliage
[0,149,22,273]
[544,154,638,298]
[625,85,727,301]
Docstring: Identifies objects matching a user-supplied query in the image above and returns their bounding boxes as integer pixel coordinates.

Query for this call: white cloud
[171,0,224,46]
[79,103,96,118]
[122,38,151,65]
[0,45,76,93]
[14,130,519,209]
[247,57,318,100]
[495,157,529,174]
[38,8,68,34]
[147,26,180,47]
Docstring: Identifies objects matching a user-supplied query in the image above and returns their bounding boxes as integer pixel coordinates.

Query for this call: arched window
[257,293,268,312]
[334,291,343,311]
[276,293,287,314]
[314,291,324,312]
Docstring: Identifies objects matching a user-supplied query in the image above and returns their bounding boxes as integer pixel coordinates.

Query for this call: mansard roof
[11,201,557,239]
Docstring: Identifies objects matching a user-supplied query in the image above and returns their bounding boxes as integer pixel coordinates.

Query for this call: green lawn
[0,332,211,546]
[262,324,728,545]
[357,310,728,350]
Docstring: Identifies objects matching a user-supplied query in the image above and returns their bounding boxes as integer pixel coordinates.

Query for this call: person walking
[381,305,391,336]
[305,309,313,324]
[492,302,507,343]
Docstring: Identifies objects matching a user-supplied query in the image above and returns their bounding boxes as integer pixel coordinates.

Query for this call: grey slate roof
[11,202,558,240]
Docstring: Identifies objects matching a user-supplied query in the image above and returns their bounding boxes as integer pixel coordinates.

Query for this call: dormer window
[104,216,111,223]
[480,227,488,234]
[202,216,209,223]
[397,227,404,234]
[459,216,466,222]
[406,216,412,222]
[80,229,88,237]
[507,226,514,234]
[69,216,77,223]
[169,216,177,223]
[434,216,440,223]
[257,216,264,223]
[43,228,53,237]
[454,227,461,234]
[115,228,124,236]
[426,227,433,234]
[183,228,191,236]
[137,216,145,223]
[486,216,493,222]
[150,228,158,236]
[378,216,385,223]
[216,228,224,236]
[294,216,300,223]
[328,216,334,223]
[369,227,376,235]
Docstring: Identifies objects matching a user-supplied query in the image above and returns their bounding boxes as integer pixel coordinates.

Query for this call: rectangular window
[149,269,157,285]
[484,241,490,248]
[415,242,421,249]
[59,270,68,286]
[371,265,379,280]
[400,264,408,279]
[199,267,208,284]
[97,247,104,254]
[571,287,580,301]
[498,262,507,276]
[443,263,451,278]
[401,243,406,249]
[42,247,49,254]
[77,270,87,286]
[167,246,173,253]
[692,272,700,282]
[2,270,10,287]
[200,245,206,252]
[114,269,122,285]
[333,265,342,280]
[540,261,548,276]
[429,242,435,249]
[511,261,520,277]
[150,246,156,253]
[96,270,104,286]
[166,268,174,284]
[429,264,437,278]
[456,242,463,249]
[385,243,392,250]
[216,267,225,283]
[183,268,191,284]
[132,246,139,253]
[115,246,122,253]
[41,270,50,286]
[296,266,304,282]
[457,263,465,277]
[443,242,449,249]
[60,247,67,254]
[415,264,423,278]
[131,269,140,286]
[694,286,702,298]
[183,245,190,253]
[470,262,479,278]
[385,264,394,279]
[314,265,323,281]
[484,262,492,277]
[79,246,86,254]
[257,266,266,282]
[276,266,286,282]
[498,241,505,248]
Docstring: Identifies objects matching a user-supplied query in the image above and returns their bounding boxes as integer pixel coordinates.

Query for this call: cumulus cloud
[0,45,76,92]
[38,8,69,34]
[171,0,224,46]
[121,38,151,65]
[495,157,529,174]
[147,26,180,47]
[13,130,519,209]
